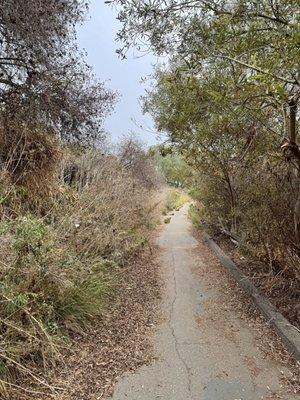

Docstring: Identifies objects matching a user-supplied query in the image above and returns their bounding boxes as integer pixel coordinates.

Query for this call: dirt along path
[111,203,299,400]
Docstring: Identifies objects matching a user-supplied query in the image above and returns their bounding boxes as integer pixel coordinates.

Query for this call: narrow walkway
[111,204,298,400]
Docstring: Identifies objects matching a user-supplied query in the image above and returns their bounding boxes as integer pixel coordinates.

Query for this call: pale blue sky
[77,0,162,146]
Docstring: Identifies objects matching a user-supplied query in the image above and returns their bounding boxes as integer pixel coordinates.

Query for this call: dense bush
[164,189,189,213]
[149,145,192,188]
[118,136,161,190]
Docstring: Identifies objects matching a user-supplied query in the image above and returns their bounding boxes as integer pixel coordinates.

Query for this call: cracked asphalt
[111,204,298,400]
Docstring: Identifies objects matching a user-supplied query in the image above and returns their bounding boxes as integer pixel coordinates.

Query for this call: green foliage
[14,215,48,253]
[125,1,300,311]
[114,0,299,98]
[188,204,202,228]
[0,214,119,365]
[165,189,189,212]
[188,187,202,201]
[160,153,189,187]
[151,145,192,187]
[54,258,117,328]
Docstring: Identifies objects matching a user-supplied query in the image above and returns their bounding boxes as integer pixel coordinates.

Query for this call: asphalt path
[111,204,298,400]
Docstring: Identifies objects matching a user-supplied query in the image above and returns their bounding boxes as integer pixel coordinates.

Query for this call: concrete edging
[202,231,300,362]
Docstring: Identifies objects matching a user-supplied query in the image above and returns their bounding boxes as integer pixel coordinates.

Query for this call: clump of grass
[164,189,189,213]
[188,204,203,228]
[188,187,201,201]
[0,213,118,395]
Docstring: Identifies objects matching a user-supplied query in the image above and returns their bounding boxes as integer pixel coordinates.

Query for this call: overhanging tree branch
[214,54,297,85]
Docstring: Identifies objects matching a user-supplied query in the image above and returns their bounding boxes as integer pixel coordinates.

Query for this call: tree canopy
[0,0,116,145]
[114,0,299,151]
[113,0,300,297]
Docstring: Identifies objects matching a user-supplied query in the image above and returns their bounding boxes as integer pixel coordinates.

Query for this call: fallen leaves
[20,248,162,400]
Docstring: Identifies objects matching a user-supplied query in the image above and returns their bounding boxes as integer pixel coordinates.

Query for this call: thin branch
[255,12,288,25]
[0,353,64,392]
[214,54,297,85]
[0,379,48,397]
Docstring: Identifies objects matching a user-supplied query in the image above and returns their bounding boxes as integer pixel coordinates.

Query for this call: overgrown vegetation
[150,146,191,188]
[164,189,189,213]
[113,0,300,325]
[188,204,202,229]
[0,2,160,397]
[0,144,157,397]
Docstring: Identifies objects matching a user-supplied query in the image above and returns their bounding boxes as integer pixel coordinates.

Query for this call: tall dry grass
[0,139,156,398]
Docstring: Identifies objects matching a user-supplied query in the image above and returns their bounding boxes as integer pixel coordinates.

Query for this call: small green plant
[56,258,117,330]
[188,187,201,201]
[0,221,10,235]
[188,204,202,228]
[14,215,48,254]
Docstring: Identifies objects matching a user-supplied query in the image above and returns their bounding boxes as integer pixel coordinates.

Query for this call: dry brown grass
[0,142,157,399]
[0,125,61,216]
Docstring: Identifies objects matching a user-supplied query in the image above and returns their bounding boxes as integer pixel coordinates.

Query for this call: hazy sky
[77,0,162,146]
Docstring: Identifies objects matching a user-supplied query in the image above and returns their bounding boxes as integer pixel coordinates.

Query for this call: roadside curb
[202,232,300,362]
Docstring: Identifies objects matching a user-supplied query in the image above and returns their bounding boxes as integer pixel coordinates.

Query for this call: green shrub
[188,204,202,228]
[164,189,189,212]
[0,213,119,390]
[14,215,48,254]
[188,187,202,201]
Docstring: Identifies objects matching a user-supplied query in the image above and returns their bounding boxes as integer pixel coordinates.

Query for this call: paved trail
[111,204,298,400]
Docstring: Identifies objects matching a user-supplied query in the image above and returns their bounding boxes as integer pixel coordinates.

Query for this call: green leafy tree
[157,147,191,187]
[112,0,300,241]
